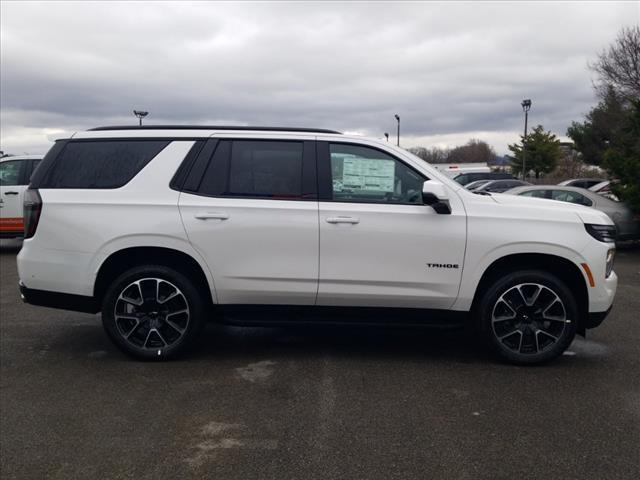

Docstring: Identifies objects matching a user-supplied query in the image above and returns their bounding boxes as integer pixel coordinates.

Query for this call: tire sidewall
[479,270,577,365]
[102,265,205,360]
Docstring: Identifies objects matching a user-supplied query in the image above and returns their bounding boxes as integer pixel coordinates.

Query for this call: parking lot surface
[1,241,639,479]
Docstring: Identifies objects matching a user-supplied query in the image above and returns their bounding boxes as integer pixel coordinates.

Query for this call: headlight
[585,224,617,243]
[606,248,615,278]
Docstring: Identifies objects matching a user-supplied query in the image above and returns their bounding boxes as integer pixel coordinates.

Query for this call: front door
[316,142,466,309]
[179,138,319,305]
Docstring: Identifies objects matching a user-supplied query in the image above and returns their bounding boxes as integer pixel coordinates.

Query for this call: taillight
[23,189,42,239]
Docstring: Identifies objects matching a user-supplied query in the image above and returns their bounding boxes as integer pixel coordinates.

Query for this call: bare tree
[591,25,640,101]
[447,139,496,164]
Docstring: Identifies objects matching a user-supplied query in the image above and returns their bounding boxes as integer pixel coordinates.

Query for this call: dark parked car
[452,171,514,186]
[474,179,530,193]
[558,178,605,189]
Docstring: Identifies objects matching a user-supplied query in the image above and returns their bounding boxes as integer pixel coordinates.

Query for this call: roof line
[88,125,342,134]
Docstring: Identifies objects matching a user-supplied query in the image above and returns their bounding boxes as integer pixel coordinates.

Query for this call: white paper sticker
[338,157,395,192]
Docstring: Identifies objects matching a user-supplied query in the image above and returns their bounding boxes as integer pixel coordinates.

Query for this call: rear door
[179,137,319,305]
[0,159,29,236]
[316,141,466,309]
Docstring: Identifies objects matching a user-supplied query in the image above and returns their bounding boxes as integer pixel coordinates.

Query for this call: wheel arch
[470,253,589,334]
[94,246,215,309]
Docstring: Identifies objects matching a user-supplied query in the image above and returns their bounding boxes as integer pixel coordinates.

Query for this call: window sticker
[332,155,395,193]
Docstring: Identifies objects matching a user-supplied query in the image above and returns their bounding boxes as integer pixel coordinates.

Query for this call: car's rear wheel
[479,270,577,365]
[102,265,205,360]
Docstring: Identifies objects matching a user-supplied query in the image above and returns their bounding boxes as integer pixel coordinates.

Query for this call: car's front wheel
[479,270,578,365]
[102,265,205,360]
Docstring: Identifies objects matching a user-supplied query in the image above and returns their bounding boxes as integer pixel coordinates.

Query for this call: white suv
[17,126,618,364]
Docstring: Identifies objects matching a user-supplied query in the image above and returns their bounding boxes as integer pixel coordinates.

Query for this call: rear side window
[40,140,169,188]
[520,189,550,199]
[229,141,303,198]
[551,189,593,206]
[197,140,307,199]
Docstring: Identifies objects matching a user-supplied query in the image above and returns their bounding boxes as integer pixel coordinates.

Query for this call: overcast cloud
[1,1,638,155]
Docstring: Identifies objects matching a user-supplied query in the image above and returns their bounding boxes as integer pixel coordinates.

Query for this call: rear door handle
[326,216,360,224]
[4,191,19,195]
[194,212,229,220]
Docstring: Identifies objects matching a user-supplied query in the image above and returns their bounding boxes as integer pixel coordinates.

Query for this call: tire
[101,265,205,360]
[478,270,577,365]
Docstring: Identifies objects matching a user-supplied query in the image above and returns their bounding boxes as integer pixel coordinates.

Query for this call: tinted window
[329,144,425,204]
[0,160,23,186]
[197,140,305,199]
[229,141,303,198]
[453,174,469,185]
[40,140,169,188]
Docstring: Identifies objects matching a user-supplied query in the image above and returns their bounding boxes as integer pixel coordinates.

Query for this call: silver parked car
[505,185,640,241]
[558,178,605,189]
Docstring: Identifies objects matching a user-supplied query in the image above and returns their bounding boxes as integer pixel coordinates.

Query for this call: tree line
[408,139,498,164]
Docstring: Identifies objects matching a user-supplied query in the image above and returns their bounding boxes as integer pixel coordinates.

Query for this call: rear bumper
[0,231,23,239]
[19,282,99,314]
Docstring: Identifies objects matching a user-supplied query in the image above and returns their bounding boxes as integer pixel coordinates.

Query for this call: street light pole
[394,114,400,146]
[133,110,149,126]
[521,99,531,181]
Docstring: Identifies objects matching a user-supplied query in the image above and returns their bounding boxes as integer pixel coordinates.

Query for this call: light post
[521,99,531,180]
[394,114,400,146]
[133,110,149,126]
[384,132,389,142]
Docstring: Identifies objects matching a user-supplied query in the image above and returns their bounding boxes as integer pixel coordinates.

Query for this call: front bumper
[585,306,613,329]
[19,282,99,314]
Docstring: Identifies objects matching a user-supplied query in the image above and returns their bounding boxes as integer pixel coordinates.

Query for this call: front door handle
[194,212,229,220]
[4,191,19,195]
[326,216,360,224]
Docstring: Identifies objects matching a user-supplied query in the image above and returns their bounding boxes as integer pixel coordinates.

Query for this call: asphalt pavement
[1,240,639,479]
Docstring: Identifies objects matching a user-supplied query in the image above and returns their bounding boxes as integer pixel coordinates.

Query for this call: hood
[489,193,614,226]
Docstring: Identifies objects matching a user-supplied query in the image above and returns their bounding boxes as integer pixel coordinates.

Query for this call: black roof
[88,125,342,134]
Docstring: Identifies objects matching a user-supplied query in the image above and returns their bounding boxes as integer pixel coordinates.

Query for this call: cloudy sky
[1,1,637,155]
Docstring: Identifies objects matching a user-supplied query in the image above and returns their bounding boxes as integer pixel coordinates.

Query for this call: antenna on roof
[133,110,149,126]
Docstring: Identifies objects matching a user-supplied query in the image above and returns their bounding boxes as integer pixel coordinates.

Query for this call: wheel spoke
[142,329,153,348]
[158,291,180,304]
[124,320,140,339]
[498,330,520,341]
[492,298,516,322]
[153,328,168,347]
[519,284,542,306]
[537,330,558,342]
[165,318,185,334]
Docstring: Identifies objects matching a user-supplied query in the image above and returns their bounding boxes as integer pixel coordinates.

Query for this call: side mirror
[422,180,451,215]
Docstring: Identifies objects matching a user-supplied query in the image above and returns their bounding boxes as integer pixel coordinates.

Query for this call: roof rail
[88,125,342,134]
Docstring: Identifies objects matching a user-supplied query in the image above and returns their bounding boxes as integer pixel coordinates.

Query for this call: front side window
[40,140,169,189]
[329,144,425,204]
[0,160,23,186]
